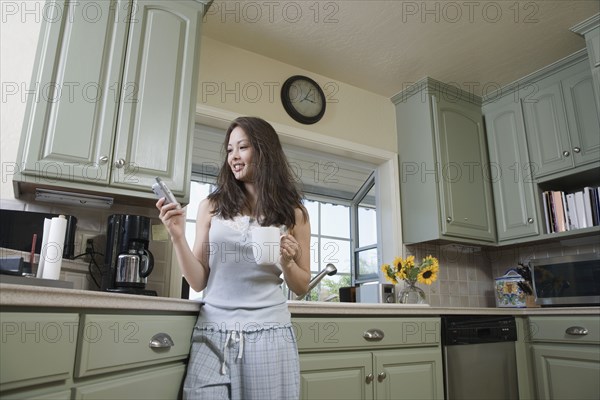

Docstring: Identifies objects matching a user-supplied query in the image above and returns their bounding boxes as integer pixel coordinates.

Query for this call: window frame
[351,173,379,284]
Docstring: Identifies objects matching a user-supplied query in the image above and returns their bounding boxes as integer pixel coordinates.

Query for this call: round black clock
[281,75,326,125]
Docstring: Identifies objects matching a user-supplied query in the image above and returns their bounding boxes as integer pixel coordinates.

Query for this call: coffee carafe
[116,241,154,286]
[103,214,156,296]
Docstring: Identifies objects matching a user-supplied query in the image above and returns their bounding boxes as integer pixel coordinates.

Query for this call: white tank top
[196,215,291,332]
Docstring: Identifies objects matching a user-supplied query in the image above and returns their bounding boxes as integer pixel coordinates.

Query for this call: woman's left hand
[280,234,301,267]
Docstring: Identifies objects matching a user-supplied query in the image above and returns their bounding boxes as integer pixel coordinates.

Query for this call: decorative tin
[495,270,527,308]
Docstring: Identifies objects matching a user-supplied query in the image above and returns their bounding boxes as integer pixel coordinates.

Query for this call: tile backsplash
[405,237,600,308]
[0,198,172,296]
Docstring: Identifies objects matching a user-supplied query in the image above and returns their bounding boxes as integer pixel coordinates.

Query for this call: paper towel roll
[36,218,53,278]
[42,215,67,280]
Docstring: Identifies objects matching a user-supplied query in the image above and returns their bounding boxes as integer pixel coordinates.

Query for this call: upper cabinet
[393,79,496,244]
[571,14,600,112]
[14,0,212,203]
[483,97,539,242]
[521,58,600,179]
[483,50,600,243]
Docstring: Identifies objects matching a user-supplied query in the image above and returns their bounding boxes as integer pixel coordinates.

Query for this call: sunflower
[417,264,439,285]
[403,255,415,269]
[381,263,396,283]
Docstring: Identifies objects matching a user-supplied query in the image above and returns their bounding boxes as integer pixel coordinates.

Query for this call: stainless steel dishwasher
[442,315,519,400]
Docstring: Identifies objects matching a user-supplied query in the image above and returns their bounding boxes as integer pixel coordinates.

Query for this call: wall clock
[281,75,326,124]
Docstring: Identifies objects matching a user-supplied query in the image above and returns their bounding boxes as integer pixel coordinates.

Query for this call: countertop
[2,283,599,316]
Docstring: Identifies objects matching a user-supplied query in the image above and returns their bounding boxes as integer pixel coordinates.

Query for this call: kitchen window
[182,177,375,301]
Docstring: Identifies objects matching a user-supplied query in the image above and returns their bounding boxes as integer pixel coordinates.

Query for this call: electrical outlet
[78,233,96,258]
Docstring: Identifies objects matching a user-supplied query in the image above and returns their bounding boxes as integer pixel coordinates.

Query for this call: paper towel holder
[35,188,113,209]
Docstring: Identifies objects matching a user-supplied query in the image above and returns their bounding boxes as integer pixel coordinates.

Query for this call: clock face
[281,76,326,124]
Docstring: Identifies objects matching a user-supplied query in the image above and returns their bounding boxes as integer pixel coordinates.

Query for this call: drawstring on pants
[221,330,245,375]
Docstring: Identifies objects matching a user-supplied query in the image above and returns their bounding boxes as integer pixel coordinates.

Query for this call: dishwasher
[442,315,519,400]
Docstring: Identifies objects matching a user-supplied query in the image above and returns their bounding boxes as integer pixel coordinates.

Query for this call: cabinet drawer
[0,312,79,391]
[528,316,599,344]
[75,313,196,377]
[293,317,440,352]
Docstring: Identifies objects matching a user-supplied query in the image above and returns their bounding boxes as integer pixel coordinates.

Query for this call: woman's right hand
[156,198,186,241]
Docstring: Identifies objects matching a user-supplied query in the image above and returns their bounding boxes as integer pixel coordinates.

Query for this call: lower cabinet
[294,317,444,400]
[527,315,600,400]
[73,363,186,400]
[0,311,197,400]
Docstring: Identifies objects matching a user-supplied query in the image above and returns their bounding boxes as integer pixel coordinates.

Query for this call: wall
[197,36,397,150]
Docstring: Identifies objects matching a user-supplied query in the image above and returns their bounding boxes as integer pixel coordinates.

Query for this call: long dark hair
[208,116,307,229]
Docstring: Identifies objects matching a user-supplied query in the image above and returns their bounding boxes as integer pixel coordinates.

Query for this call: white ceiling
[202,0,599,98]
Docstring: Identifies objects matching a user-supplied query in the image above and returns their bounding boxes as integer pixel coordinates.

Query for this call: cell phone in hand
[152,177,179,207]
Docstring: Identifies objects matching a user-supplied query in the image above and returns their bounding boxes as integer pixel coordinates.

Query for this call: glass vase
[397,281,426,304]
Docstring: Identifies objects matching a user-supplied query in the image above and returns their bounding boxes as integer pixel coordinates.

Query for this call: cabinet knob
[446,217,452,223]
[98,156,109,164]
[149,333,174,349]
[527,218,534,224]
[365,374,374,384]
[378,372,387,382]
[114,158,126,168]
[573,147,581,153]
[562,150,570,157]
[363,329,385,342]
[565,326,588,336]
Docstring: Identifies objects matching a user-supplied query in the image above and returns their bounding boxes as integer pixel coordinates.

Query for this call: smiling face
[227,126,255,182]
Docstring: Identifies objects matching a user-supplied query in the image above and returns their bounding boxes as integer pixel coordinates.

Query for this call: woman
[157,116,311,400]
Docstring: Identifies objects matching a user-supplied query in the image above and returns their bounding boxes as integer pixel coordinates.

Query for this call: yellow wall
[198,36,397,150]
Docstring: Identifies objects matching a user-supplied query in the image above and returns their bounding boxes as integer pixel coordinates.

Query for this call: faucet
[291,263,337,300]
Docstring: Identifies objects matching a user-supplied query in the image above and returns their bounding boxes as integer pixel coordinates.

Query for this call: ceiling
[202,0,599,98]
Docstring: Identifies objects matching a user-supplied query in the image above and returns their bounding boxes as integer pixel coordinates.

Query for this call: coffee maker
[102,214,156,296]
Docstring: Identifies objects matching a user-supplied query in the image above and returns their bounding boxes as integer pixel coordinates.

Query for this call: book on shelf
[542,186,600,234]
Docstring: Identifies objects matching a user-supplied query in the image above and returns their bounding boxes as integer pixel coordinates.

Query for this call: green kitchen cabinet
[295,317,444,400]
[527,315,600,400]
[73,363,187,400]
[483,95,539,241]
[0,310,197,400]
[393,78,496,244]
[14,0,211,203]
[0,312,79,393]
[571,14,600,113]
[521,58,600,179]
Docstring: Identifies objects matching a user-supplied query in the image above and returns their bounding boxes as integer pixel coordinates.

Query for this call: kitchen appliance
[530,253,600,306]
[356,282,395,303]
[442,315,519,400]
[102,214,156,296]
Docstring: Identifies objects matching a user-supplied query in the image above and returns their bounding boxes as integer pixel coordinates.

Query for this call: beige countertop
[2,283,599,316]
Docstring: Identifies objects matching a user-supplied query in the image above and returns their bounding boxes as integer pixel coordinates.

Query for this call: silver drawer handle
[363,329,384,342]
[565,326,588,336]
[149,333,174,349]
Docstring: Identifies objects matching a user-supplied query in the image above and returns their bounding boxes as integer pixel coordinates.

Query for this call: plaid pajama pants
[183,325,300,400]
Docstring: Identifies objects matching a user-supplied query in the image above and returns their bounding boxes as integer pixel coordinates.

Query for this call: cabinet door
[74,363,186,400]
[561,69,600,167]
[522,82,573,177]
[112,0,201,194]
[374,348,444,400]
[485,100,539,240]
[0,312,79,392]
[300,352,374,400]
[531,344,600,400]
[433,96,496,241]
[19,0,130,185]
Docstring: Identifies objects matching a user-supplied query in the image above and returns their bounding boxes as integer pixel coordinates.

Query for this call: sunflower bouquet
[381,255,440,286]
